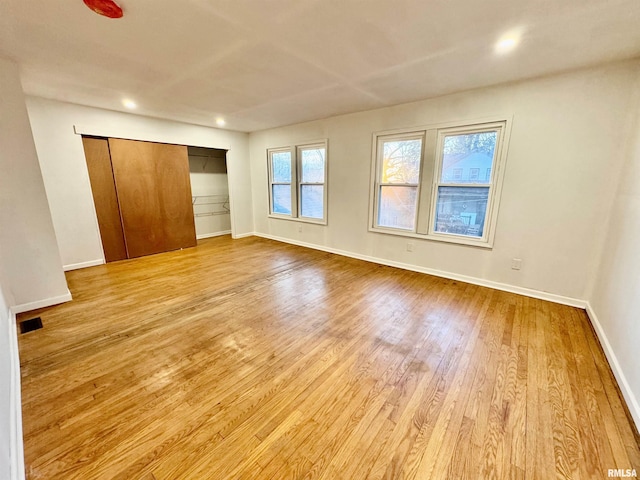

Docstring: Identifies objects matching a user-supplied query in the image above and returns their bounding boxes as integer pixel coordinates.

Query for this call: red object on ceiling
[83,0,123,18]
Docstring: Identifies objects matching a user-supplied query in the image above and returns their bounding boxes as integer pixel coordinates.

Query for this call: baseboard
[63,259,104,271]
[197,230,232,240]
[253,232,587,309]
[7,306,25,480]
[232,231,256,239]
[585,303,640,431]
[11,290,72,315]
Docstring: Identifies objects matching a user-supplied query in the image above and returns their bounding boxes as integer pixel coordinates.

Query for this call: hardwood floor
[17,236,640,479]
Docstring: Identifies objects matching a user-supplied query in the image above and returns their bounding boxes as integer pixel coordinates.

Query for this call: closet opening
[188,146,231,240]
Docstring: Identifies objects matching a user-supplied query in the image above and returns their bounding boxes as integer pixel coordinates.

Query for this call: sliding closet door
[108,138,196,258]
[82,137,128,262]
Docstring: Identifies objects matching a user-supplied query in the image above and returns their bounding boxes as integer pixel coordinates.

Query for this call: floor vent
[20,317,43,334]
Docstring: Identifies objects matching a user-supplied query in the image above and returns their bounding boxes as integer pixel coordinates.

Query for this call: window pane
[272,184,291,215]
[272,151,291,183]
[381,139,421,184]
[301,185,324,219]
[434,186,489,238]
[377,186,417,230]
[301,148,325,183]
[441,131,497,184]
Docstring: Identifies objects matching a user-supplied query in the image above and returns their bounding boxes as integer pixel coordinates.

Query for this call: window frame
[297,143,328,223]
[429,122,506,245]
[372,131,426,233]
[267,140,328,225]
[369,118,510,248]
[267,147,296,218]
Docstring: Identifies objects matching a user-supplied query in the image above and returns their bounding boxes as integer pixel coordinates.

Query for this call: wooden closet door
[82,137,128,262]
[108,138,196,258]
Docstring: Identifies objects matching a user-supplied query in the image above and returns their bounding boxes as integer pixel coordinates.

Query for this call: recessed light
[495,32,521,54]
[122,99,137,109]
[216,118,226,127]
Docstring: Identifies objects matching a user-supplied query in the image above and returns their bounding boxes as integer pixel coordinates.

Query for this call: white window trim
[267,147,296,219]
[372,131,425,232]
[368,117,511,248]
[267,140,328,225]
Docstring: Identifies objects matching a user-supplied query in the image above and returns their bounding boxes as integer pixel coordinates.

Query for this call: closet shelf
[194,211,229,217]
[192,194,230,218]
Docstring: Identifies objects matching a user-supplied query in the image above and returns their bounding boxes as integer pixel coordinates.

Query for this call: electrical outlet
[407,242,414,252]
[298,224,303,233]
[511,258,522,270]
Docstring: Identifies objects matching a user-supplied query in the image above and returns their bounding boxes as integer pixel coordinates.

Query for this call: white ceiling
[1,0,639,132]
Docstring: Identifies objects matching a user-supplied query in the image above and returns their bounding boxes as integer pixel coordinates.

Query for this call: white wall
[588,71,640,428]
[0,55,61,480]
[0,283,12,480]
[250,61,640,302]
[0,59,69,310]
[25,97,253,269]
[0,277,24,480]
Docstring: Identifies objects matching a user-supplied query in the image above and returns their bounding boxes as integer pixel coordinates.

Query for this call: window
[375,134,423,230]
[370,120,509,247]
[268,141,327,224]
[269,149,293,215]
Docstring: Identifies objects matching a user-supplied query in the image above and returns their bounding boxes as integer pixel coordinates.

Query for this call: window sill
[368,226,493,249]
[268,214,327,226]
